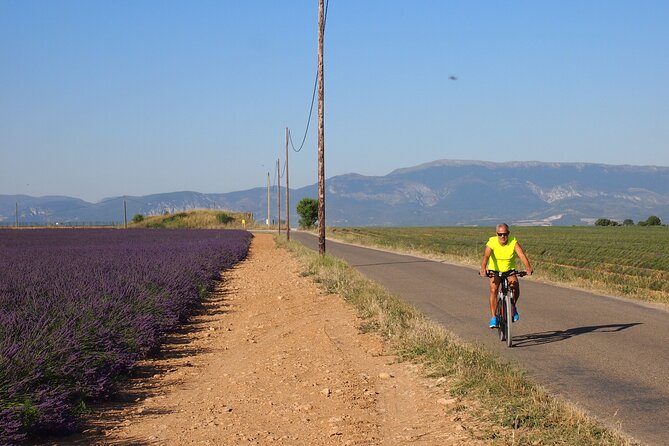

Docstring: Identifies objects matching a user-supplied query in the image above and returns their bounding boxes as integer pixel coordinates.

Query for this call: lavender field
[0,228,252,444]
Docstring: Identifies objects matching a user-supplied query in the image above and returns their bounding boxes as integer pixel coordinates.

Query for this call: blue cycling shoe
[489,316,498,328]
[513,307,519,322]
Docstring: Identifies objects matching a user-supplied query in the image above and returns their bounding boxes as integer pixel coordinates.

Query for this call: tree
[639,215,661,226]
[622,219,634,226]
[132,214,144,223]
[296,198,318,229]
[595,218,618,226]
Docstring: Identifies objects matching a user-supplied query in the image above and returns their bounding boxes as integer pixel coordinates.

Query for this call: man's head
[496,223,510,245]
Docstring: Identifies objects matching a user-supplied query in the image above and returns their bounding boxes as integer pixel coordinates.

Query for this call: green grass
[329,226,669,305]
[277,235,636,445]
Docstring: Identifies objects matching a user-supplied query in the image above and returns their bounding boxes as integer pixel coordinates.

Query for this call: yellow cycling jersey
[486,235,517,272]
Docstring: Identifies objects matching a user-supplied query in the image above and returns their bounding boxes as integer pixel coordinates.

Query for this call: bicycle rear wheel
[505,292,513,347]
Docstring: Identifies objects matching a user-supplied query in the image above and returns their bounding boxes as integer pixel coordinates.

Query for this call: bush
[594,218,619,226]
[216,212,234,224]
[638,215,661,226]
[132,214,144,223]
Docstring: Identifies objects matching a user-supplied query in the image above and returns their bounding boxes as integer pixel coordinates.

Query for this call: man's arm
[514,243,533,275]
[480,246,492,276]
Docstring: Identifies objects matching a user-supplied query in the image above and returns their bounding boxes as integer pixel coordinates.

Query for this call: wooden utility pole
[285,127,290,240]
[317,0,326,255]
[15,202,19,228]
[267,172,270,226]
[277,158,281,234]
[123,199,128,229]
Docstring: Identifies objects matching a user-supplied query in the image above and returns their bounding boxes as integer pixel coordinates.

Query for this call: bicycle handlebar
[484,269,528,278]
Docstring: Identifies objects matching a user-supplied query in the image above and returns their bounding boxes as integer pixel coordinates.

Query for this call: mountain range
[2,160,668,226]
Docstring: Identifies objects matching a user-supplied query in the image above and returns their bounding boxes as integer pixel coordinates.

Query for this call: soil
[48,233,487,445]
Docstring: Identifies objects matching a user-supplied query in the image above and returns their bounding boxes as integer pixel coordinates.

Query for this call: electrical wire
[273,163,278,186]
[289,78,317,153]
[278,158,287,179]
[290,0,329,153]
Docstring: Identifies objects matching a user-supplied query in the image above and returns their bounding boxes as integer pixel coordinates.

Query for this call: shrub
[638,215,661,226]
[216,212,234,224]
[594,218,618,226]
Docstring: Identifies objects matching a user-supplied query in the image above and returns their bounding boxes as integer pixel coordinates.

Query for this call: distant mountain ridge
[2,160,668,226]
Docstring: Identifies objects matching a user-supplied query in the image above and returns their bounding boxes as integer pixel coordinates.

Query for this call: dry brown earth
[50,233,486,445]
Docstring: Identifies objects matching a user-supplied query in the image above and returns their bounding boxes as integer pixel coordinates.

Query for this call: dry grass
[130,209,256,229]
[278,235,637,446]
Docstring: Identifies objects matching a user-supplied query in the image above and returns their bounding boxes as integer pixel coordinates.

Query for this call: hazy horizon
[2,1,668,201]
[3,157,669,203]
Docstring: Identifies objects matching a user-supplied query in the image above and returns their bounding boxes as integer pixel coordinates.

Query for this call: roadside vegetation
[130,209,254,229]
[276,235,634,445]
[327,226,669,305]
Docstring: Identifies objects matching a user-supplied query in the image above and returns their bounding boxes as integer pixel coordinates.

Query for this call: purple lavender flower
[0,228,251,443]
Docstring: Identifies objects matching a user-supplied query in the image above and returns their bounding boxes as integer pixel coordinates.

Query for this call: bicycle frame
[488,269,526,348]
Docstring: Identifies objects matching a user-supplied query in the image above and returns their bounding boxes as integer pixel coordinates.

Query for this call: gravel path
[49,233,484,445]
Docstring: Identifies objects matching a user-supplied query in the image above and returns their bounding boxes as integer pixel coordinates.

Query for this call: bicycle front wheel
[505,292,513,347]
[496,294,506,341]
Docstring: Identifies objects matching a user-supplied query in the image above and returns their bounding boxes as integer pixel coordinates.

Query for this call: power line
[289,0,329,153]
[274,157,287,180]
[289,79,317,153]
[273,162,278,186]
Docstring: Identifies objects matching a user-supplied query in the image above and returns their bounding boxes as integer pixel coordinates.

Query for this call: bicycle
[487,269,527,347]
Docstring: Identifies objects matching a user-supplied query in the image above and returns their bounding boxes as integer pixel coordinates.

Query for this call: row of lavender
[0,229,252,444]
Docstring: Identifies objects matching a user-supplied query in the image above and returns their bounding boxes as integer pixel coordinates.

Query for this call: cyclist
[479,223,533,328]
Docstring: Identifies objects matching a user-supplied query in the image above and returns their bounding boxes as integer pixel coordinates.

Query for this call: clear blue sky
[1,0,668,202]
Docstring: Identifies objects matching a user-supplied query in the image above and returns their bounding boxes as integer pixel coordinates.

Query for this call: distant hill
[2,160,668,226]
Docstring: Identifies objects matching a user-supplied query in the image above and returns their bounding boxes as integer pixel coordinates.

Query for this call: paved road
[291,231,669,445]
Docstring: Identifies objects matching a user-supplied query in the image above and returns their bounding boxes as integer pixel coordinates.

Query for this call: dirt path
[59,234,485,445]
